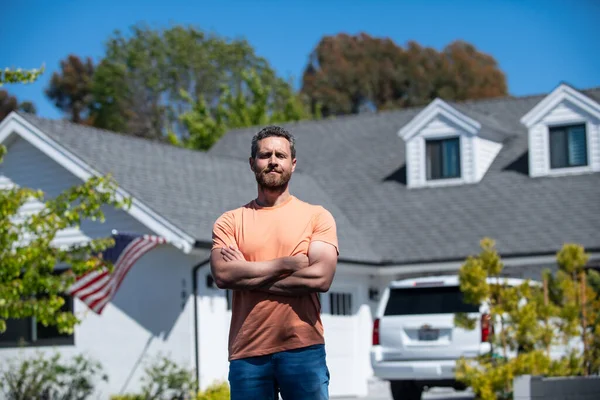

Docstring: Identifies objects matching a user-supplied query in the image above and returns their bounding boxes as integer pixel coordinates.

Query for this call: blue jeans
[228,344,330,400]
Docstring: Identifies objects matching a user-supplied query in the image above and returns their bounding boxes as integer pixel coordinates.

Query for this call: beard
[254,166,292,191]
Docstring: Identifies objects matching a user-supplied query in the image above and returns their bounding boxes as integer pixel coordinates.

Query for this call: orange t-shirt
[211,195,339,361]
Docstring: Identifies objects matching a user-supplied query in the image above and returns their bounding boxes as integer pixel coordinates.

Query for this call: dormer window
[426,137,461,180]
[398,98,506,188]
[549,124,588,169]
[520,83,600,178]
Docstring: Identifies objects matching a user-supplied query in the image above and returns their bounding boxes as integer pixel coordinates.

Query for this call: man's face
[250,136,296,190]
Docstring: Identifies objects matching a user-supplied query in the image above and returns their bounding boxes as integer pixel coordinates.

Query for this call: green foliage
[88,23,299,142]
[454,239,599,399]
[0,66,45,86]
[0,163,130,333]
[138,355,197,399]
[112,354,196,400]
[456,349,582,400]
[0,352,108,400]
[1,65,130,334]
[194,381,230,400]
[177,69,310,151]
[554,244,598,375]
[111,354,229,400]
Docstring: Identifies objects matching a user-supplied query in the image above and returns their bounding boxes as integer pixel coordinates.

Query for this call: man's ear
[249,157,254,171]
[291,158,296,172]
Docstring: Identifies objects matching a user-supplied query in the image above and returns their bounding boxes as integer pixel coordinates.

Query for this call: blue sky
[2,0,599,120]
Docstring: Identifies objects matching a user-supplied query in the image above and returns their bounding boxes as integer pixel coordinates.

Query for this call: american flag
[68,232,167,314]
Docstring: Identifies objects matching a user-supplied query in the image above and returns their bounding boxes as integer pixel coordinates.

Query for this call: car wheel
[390,380,421,400]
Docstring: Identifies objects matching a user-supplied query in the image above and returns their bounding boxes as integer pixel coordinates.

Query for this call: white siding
[541,102,586,125]
[462,135,475,182]
[529,124,547,177]
[590,123,600,170]
[406,139,422,186]
[419,116,458,136]
[0,136,202,397]
[529,100,600,177]
[475,137,503,181]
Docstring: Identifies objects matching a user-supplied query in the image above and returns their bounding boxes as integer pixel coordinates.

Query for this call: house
[0,83,599,398]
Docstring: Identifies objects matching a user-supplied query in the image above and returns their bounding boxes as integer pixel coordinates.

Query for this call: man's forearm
[211,253,307,290]
[257,263,332,296]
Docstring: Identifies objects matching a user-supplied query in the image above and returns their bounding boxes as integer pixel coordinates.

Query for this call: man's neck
[255,186,291,207]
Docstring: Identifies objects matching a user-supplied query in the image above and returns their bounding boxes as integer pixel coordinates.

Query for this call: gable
[0,136,157,247]
[521,84,600,128]
[520,84,600,178]
[397,98,505,188]
[0,113,196,253]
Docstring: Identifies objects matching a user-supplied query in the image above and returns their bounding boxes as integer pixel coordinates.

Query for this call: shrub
[110,355,230,400]
[454,239,599,400]
[0,351,108,400]
[195,381,229,400]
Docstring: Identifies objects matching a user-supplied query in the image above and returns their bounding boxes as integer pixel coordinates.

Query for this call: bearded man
[210,125,339,400]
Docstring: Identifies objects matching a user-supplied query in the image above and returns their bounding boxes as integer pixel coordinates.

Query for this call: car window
[384,285,479,315]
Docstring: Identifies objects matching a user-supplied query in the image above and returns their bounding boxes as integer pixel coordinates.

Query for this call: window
[384,286,478,316]
[549,124,588,169]
[426,137,461,180]
[0,296,74,348]
[329,292,352,316]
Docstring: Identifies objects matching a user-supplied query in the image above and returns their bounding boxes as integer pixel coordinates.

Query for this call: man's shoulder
[292,197,333,218]
[214,201,254,223]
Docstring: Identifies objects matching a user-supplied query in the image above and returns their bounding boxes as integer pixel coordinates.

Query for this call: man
[210,125,339,400]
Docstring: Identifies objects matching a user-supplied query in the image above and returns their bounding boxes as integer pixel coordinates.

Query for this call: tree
[1,67,130,335]
[0,89,37,122]
[89,24,296,142]
[45,55,95,124]
[453,239,599,400]
[1,66,41,121]
[174,69,310,151]
[301,33,508,117]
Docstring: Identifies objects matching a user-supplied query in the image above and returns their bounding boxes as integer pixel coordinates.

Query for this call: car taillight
[481,313,491,343]
[373,318,380,345]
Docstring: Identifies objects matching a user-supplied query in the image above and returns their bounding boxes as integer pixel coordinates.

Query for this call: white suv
[370,275,529,400]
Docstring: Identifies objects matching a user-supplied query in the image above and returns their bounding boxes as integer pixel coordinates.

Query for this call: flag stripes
[68,233,167,314]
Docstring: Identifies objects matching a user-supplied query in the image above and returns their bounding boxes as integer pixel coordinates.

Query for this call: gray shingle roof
[12,86,600,265]
[209,88,600,264]
[16,113,379,263]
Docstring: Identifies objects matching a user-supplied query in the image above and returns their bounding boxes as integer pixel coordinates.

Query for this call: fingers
[221,245,245,261]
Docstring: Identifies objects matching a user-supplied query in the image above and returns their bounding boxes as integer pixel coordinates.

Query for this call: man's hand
[221,245,246,262]
[257,241,338,296]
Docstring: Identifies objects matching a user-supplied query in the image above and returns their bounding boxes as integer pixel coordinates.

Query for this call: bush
[454,239,599,400]
[110,355,230,400]
[195,381,229,400]
[0,351,108,400]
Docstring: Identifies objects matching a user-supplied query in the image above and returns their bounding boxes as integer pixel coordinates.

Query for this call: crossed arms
[209,241,338,295]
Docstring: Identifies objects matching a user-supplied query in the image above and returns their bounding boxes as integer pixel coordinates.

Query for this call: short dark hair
[251,125,296,159]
